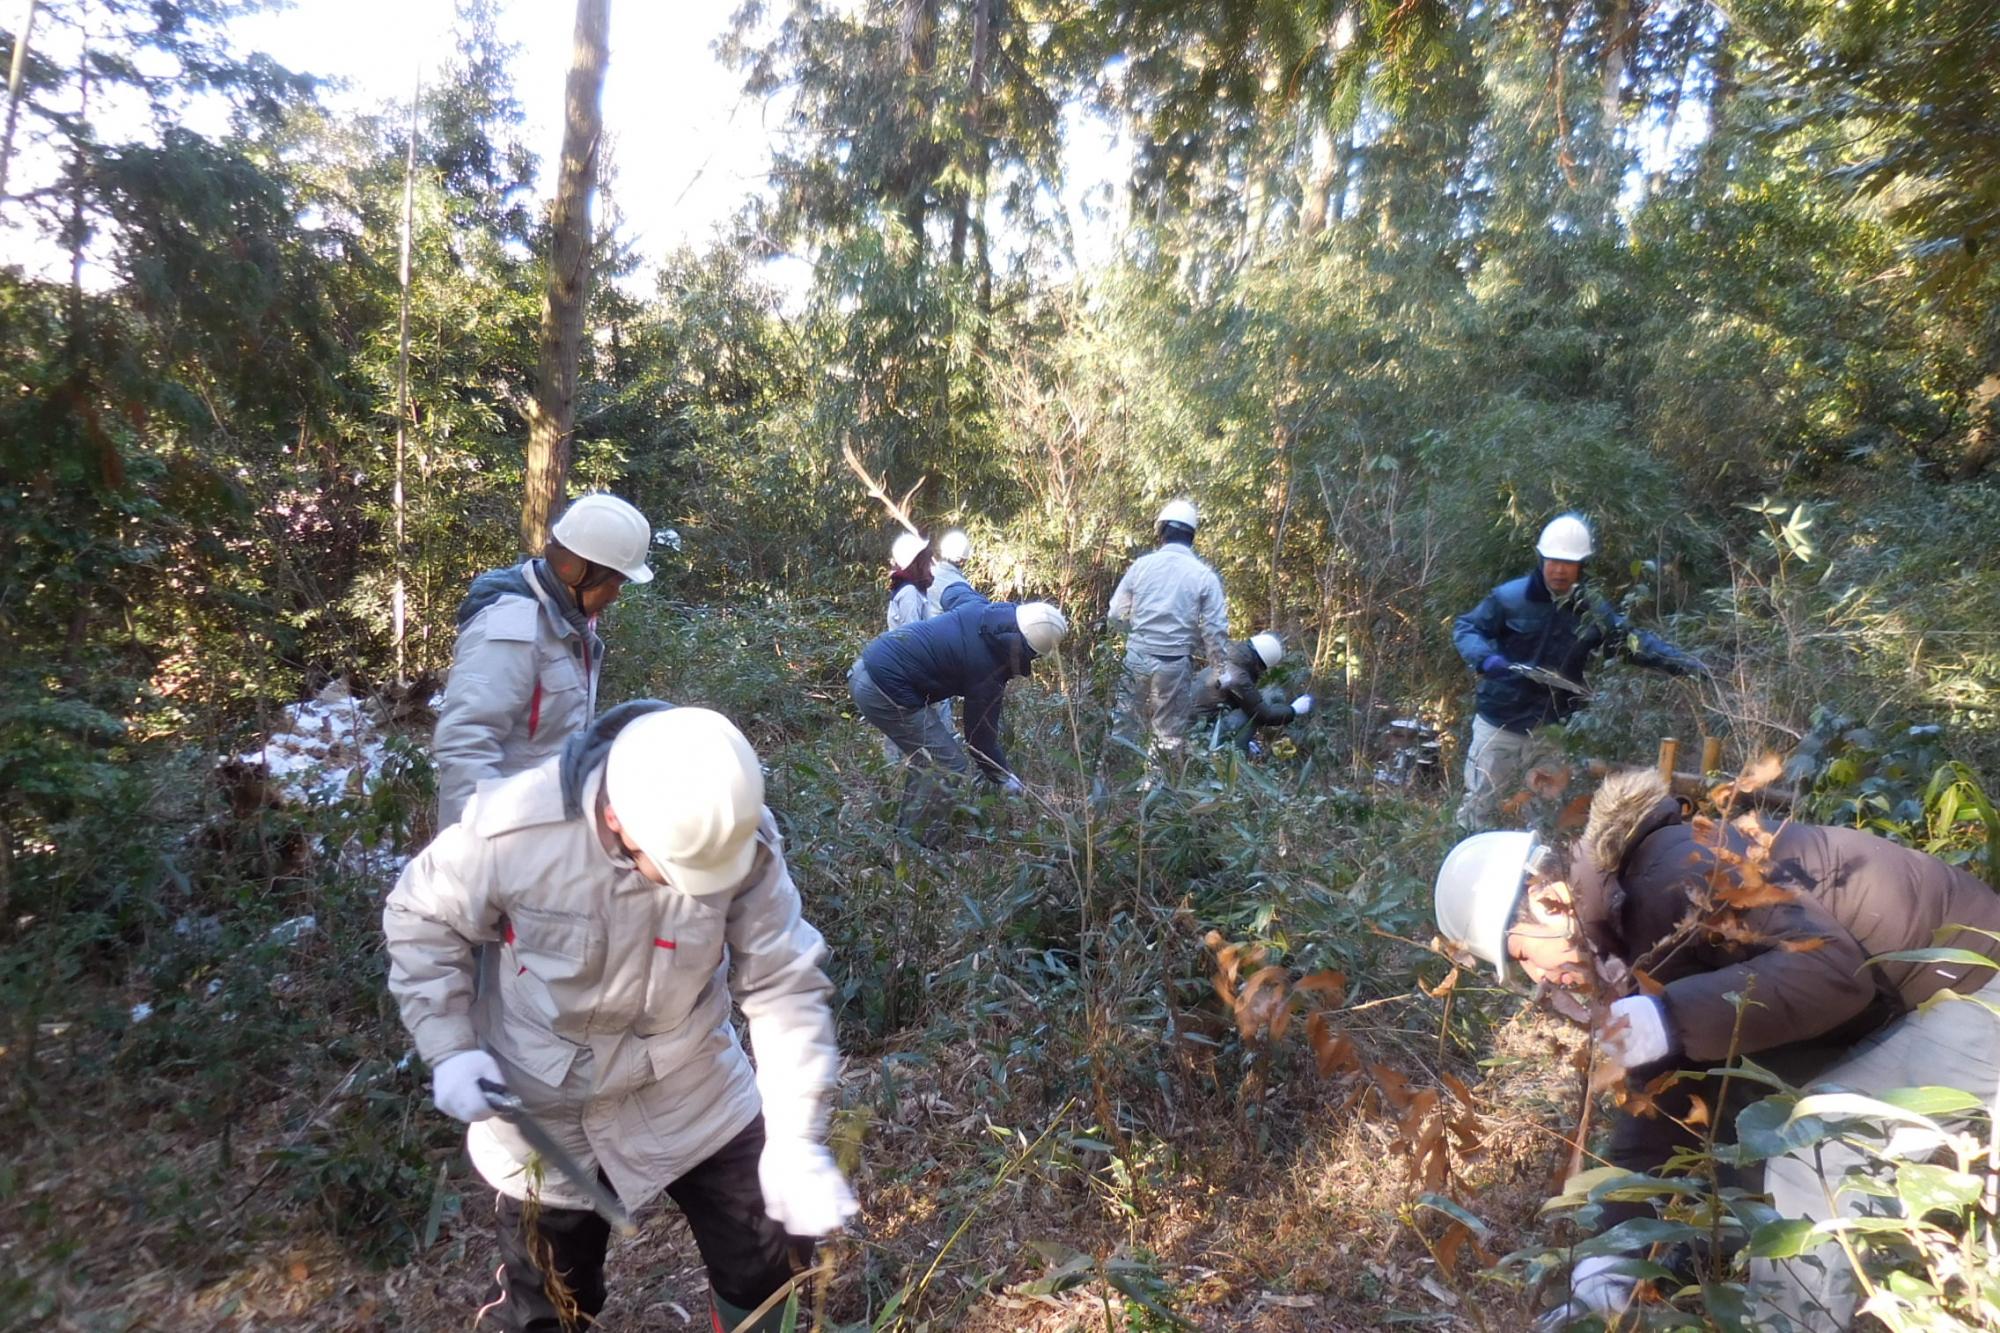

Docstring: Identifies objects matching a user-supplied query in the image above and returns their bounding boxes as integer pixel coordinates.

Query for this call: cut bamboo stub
[1701,736,1723,777]
[1585,757,1799,810]
[1656,738,1680,783]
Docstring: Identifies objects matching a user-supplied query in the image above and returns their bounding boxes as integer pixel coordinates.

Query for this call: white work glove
[758,1138,859,1237]
[1291,694,1314,717]
[1534,1256,1639,1330]
[1000,774,1025,795]
[432,1049,503,1123]
[1598,995,1672,1069]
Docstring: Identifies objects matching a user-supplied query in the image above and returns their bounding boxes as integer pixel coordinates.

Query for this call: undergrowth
[5,497,2000,1328]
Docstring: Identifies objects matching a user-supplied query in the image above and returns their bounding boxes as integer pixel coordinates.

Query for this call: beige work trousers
[1456,715,1556,830]
[1115,651,1196,755]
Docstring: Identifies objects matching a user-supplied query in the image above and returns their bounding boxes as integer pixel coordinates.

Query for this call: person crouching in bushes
[1434,768,2000,1330]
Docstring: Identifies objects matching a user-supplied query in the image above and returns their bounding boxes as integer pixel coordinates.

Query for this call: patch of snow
[129,1002,154,1024]
[268,915,317,945]
[222,680,393,806]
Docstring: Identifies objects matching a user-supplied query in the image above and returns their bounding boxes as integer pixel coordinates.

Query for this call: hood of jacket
[1227,639,1267,682]
[977,602,1036,670]
[1570,768,1686,955]
[457,563,536,628]
[558,699,674,819]
[456,559,591,640]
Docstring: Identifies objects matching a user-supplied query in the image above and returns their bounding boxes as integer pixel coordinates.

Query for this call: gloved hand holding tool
[432,1049,503,1123]
[479,1077,638,1237]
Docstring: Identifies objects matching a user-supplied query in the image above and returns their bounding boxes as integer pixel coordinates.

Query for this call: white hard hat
[551,494,655,583]
[1015,602,1069,658]
[1156,499,1199,531]
[605,709,764,897]
[1433,830,1538,982]
[890,532,929,572]
[1536,512,1593,562]
[1249,632,1284,670]
[937,529,971,563]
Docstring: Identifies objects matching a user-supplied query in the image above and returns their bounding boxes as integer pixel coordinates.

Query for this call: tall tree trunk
[1954,367,2000,480]
[521,0,609,552]
[1696,25,1736,184]
[949,0,990,270]
[1298,11,1357,237]
[899,0,937,243]
[1592,0,1634,195]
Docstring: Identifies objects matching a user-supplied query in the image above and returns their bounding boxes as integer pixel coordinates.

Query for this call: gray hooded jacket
[433,560,605,825]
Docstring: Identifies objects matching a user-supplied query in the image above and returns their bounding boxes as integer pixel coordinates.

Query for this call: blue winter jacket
[1452,567,1692,734]
[858,581,1036,778]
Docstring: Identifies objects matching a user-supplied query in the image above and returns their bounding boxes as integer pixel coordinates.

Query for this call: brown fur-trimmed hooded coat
[1568,769,2000,1224]
[1571,768,2000,1064]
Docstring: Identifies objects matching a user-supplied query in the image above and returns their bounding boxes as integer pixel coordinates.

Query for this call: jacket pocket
[506,906,604,988]
[635,914,726,1037]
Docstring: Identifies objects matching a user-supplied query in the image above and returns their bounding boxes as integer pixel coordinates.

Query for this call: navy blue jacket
[1452,567,1691,733]
[859,581,1037,778]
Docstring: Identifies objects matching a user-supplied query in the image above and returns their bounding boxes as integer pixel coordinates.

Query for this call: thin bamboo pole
[0,0,38,198]
[393,63,420,686]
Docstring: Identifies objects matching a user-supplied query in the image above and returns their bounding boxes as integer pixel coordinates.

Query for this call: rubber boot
[711,1292,789,1333]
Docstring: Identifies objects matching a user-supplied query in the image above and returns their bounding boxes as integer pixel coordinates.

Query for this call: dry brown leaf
[1685,1094,1710,1129]
[1718,878,1793,911]
[1435,1221,1472,1273]
[1556,793,1593,832]
[1369,1062,1415,1110]
[1736,752,1785,794]
[1778,936,1830,953]
[1526,764,1571,799]
[1237,966,1290,1040]
[1421,966,1460,1001]
[1293,969,1347,1007]
[1630,966,1666,997]
[1307,1013,1358,1077]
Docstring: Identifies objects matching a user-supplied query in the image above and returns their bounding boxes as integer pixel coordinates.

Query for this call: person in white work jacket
[1107,499,1229,757]
[925,527,973,614]
[384,704,856,1332]
[431,493,655,828]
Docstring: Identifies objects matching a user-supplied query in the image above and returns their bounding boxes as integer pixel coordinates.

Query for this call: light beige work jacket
[382,758,838,1209]
[432,562,601,826]
[1107,542,1229,664]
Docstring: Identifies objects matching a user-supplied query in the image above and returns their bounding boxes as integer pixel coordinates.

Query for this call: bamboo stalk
[393,62,419,687]
[1656,737,1680,783]
[0,0,37,198]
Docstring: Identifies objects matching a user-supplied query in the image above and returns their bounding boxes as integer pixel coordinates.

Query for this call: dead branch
[840,440,925,536]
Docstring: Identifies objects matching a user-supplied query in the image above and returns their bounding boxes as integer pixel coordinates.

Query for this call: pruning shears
[479,1079,637,1237]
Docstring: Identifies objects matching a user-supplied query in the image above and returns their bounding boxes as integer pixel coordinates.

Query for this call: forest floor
[5,979,1581,1331]
[1,621,1616,1332]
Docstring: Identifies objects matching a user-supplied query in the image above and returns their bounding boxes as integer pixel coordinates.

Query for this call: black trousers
[476,1114,815,1332]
